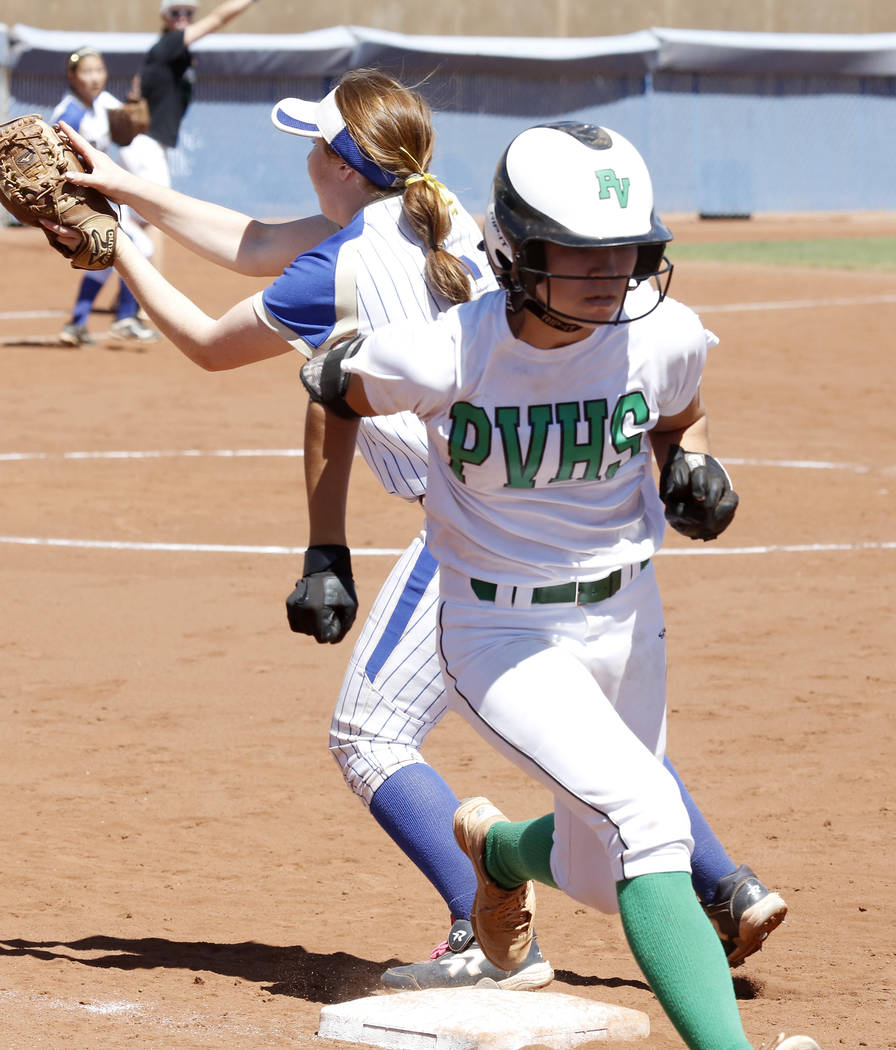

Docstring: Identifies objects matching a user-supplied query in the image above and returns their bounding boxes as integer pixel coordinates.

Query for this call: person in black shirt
[136,0,259,268]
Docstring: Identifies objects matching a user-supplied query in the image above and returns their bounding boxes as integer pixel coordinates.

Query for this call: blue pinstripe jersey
[51,91,122,152]
[253,192,496,501]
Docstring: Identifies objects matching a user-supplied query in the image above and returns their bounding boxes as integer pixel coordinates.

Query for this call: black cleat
[703,864,788,967]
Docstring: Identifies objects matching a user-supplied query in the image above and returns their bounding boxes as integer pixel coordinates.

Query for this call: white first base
[317,988,649,1050]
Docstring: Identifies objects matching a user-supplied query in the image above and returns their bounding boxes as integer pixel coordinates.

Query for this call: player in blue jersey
[52,46,158,345]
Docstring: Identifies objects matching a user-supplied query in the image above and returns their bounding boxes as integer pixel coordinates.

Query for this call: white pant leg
[118,134,170,186]
[329,533,449,806]
[119,207,153,258]
[438,565,692,913]
[116,135,168,260]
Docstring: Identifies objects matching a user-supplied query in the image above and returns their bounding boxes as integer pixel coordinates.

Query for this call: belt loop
[492,583,517,608]
[512,585,534,610]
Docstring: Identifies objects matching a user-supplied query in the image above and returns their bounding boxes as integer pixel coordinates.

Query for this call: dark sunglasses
[167,7,195,17]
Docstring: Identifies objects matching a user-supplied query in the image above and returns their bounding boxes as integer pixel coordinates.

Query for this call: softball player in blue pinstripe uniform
[54,71,785,993]
[52,47,158,345]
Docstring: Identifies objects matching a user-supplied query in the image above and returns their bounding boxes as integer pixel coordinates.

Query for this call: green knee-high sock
[617,872,752,1050]
[484,814,558,889]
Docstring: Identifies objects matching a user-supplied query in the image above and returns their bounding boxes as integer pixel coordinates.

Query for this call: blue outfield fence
[3,23,896,218]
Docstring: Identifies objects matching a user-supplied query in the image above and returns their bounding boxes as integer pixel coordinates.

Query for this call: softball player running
[52,79,783,991]
[302,122,820,1049]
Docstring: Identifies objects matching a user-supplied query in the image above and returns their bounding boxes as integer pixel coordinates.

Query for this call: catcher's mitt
[659,444,739,541]
[108,98,150,148]
[0,113,117,270]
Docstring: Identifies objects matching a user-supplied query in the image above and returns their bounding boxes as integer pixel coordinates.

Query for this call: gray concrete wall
[5,0,896,37]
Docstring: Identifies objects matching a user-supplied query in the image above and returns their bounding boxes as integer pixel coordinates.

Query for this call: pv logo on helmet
[594,168,630,207]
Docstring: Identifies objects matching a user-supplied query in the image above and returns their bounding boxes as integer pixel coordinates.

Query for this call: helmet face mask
[514,245,673,327]
[484,122,674,327]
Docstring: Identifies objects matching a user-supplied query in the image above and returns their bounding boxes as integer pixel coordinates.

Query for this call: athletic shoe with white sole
[703,864,788,967]
[453,796,536,972]
[60,322,94,346]
[770,1036,821,1050]
[381,918,553,991]
[109,316,160,342]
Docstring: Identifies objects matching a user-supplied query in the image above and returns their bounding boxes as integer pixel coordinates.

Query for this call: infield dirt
[1,216,894,1048]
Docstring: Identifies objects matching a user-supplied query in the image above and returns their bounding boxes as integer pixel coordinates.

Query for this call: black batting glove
[285,544,358,644]
[659,445,739,541]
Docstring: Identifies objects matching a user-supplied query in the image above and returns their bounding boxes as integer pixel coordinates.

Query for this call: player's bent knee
[329,736,428,808]
[550,759,693,913]
[329,747,378,807]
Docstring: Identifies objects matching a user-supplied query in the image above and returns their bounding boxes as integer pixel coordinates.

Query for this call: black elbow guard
[300,335,364,419]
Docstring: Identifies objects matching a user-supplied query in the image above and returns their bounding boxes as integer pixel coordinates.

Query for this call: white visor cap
[271,88,399,190]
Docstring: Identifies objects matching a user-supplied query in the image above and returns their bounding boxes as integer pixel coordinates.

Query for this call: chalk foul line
[3,295,895,325]
[0,448,306,461]
[0,536,892,557]
[692,293,896,313]
[1,451,892,476]
[1,450,890,556]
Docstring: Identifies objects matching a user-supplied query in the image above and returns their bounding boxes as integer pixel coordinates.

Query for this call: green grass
[668,237,896,270]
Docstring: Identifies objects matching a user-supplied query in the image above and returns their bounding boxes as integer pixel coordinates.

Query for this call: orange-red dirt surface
[1,216,894,1048]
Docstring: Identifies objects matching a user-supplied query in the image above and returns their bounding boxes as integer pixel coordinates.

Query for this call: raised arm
[184,0,259,46]
[60,120,337,276]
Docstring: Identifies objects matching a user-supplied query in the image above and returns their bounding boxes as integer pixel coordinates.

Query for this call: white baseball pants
[437,562,693,913]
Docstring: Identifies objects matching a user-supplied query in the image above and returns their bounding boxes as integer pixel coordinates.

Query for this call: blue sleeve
[54,99,86,131]
[260,217,362,351]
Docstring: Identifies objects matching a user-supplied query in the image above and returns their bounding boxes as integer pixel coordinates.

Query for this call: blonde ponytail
[401,177,474,306]
[334,69,474,306]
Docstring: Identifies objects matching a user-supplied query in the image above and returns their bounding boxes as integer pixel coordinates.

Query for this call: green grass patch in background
[668,237,896,269]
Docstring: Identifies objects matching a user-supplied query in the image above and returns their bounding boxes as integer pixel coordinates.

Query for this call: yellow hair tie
[404,171,456,213]
[399,148,456,214]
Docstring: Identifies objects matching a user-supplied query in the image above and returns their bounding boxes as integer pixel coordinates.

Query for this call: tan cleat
[453,796,536,972]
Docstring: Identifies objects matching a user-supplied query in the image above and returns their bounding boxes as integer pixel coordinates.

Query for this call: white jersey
[345,290,715,584]
[52,90,121,152]
[253,192,496,501]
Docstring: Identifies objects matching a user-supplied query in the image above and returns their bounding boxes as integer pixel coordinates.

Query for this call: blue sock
[369,764,477,922]
[71,269,111,326]
[664,755,737,903]
[115,279,139,322]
